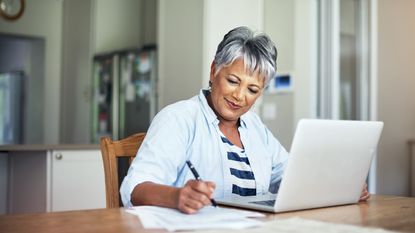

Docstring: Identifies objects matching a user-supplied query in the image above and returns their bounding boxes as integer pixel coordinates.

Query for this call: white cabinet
[50,150,106,211]
[4,146,106,214]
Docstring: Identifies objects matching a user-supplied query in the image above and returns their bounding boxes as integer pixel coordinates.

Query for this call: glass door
[317,0,377,192]
[339,0,371,121]
[317,0,372,120]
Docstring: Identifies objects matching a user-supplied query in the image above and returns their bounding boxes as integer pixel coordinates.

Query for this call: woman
[120,26,369,214]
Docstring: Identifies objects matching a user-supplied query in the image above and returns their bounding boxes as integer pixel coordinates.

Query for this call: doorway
[0,34,45,144]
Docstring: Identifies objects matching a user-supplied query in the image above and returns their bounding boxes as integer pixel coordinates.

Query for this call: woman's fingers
[359,183,370,201]
[176,180,216,213]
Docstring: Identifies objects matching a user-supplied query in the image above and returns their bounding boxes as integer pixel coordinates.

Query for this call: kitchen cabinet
[1,145,106,214]
[50,150,105,211]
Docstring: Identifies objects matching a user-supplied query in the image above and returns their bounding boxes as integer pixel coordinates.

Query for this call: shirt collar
[198,89,248,128]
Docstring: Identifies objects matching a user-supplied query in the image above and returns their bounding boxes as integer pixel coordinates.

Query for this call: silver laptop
[216,119,384,213]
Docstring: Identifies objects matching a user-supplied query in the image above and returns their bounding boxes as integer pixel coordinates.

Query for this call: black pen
[185,160,218,207]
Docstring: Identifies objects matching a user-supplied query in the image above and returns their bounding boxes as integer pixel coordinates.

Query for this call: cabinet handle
[55,153,63,160]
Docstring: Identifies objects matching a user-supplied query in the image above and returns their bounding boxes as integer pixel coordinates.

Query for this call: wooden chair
[100,132,146,208]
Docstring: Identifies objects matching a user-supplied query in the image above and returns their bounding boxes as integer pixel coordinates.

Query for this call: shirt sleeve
[119,106,191,207]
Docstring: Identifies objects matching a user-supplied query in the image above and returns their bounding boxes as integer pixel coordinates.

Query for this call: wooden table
[1,195,414,233]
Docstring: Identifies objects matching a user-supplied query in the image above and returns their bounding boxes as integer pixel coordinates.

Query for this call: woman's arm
[130,180,216,214]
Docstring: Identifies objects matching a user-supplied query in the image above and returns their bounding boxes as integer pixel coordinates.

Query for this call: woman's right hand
[176,179,216,214]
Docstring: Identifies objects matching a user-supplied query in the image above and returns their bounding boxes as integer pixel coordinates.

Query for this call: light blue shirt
[120,89,289,207]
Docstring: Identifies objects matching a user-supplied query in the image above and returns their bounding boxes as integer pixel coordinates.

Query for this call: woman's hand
[176,180,216,214]
[359,183,370,201]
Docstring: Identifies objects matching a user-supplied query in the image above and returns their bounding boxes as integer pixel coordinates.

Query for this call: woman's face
[208,59,264,124]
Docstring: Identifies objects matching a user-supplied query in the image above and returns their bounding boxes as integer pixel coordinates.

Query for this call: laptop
[216,119,384,213]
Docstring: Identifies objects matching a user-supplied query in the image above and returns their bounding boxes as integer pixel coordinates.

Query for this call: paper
[126,206,265,231]
[196,217,399,233]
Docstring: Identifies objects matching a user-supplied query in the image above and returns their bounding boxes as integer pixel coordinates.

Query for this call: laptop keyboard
[250,200,276,207]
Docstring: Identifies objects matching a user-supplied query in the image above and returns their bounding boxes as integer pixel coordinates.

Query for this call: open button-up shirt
[120,89,289,207]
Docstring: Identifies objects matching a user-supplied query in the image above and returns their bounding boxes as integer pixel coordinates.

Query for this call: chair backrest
[100,132,146,208]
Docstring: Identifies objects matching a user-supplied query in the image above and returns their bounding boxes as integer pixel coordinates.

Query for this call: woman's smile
[225,98,242,110]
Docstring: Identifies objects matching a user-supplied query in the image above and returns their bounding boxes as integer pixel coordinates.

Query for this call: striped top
[220,132,257,196]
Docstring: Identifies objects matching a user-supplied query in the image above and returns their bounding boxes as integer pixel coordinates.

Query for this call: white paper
[126,206,265,231]
[196,217,400,233]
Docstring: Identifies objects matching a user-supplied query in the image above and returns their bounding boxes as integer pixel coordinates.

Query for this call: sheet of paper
[126,206,265,231]
[196,217,400,233]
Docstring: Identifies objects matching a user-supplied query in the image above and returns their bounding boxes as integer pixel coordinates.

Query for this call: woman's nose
[232,87,243,100]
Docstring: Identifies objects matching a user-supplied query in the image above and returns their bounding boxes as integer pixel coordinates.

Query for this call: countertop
[0,144,100,151]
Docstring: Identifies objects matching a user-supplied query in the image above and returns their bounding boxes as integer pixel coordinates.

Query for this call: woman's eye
[249,88,259,94]
[227,79,238,84]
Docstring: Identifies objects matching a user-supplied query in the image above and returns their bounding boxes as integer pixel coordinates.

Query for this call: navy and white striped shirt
[220,133,257,196]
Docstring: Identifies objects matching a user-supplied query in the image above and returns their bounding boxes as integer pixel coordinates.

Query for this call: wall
[0,37,30,72]
[157,0,204,107]
[262,0,296,149]
[293,0,318,124]
[264,0,295,72]
[262,0,318,149]
[141,0,157,46]
[60,0,94,143]
[377,0,415,196]
[0,0,63,144]
[202,0,264,88]
[94,0,142,53]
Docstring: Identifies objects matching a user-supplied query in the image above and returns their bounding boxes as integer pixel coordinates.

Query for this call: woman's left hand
[359,183,370,201]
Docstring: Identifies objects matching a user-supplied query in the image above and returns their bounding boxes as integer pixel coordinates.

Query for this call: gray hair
[214,26,278,86]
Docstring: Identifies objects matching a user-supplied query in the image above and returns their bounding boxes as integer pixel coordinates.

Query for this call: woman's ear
[209,61,216,81]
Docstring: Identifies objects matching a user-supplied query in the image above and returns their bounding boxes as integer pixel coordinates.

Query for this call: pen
[185,160,218,207]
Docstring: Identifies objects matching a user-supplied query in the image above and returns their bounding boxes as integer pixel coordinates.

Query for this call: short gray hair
[214,26,277,86]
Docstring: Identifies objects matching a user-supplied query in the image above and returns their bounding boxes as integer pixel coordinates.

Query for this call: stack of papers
[126,206,265,231]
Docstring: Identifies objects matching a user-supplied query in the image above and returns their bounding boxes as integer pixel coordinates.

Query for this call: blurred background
[0,0,414,212]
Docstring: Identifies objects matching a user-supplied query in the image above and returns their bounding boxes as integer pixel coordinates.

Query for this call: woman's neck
[218,119,239,131]
[206,92,239,129]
